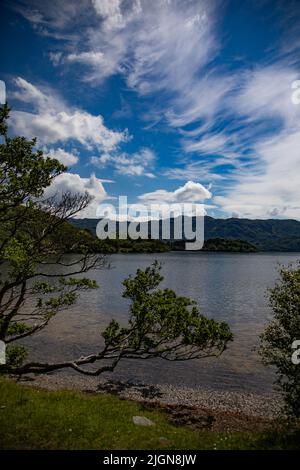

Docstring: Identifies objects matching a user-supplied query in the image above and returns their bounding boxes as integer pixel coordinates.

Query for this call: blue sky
[1,0,300,219]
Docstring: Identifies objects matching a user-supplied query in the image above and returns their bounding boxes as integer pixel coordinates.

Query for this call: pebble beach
[18,372,283,431]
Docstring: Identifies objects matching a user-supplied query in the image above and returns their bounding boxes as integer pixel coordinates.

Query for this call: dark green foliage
[42,220,170,254]
[259,263,300,420]
[6,344,28,367]
[202,238,258,252]
[102,261,233,361]
[0,105,103,367]
[100,238,170,253]
[171,238,258,252]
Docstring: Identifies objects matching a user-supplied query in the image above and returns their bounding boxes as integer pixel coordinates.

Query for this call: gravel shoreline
[18,372,283,422]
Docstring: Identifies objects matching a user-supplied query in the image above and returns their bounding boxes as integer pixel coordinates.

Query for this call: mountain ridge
[70,216,300,252]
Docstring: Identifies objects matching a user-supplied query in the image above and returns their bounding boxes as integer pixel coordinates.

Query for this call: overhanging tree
[0,104,233,376]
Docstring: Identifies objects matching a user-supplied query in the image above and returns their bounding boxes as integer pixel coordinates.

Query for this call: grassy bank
[0,376,299,450]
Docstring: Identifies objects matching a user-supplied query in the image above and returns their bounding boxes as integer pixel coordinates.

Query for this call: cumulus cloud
[44,172,109,218]
[139,181,212,203]
[131,181,212,221]
[44,148,79,166]
[97,181,212,222]
[11,77,129,151]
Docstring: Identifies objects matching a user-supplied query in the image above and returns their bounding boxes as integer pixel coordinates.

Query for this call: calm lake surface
[24,252,300,394]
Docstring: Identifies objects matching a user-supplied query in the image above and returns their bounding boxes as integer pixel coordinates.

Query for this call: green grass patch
[0,376,299,450]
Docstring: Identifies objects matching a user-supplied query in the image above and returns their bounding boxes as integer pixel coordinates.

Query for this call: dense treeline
[43,220,258,253]
[71,217,300,251]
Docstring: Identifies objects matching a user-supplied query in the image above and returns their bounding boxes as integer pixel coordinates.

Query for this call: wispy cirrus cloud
[9,0,300,219]
[213,63,300,219]
[40,0,220,93]
[10,0,89,33]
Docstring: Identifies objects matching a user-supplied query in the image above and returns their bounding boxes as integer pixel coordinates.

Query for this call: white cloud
[11,0,90,31]
[212,63,300,219]
[116,163,154,178]
[97,180,212,222]
[47,0,218,93]
[183,133,228,155]
[167,62,300,219]
[66,51,106,67]
[91,147,156,178]
[125,1,217,96]
[59,0,142,82]
[139,181,212,203]
[91,0,124,30]
[165,74,233,128]
[54,0,237,186]
[44,148,79,167]
[11,77,129,151]
[163,165,225,182]
[44,172,109,218]
[134,181,212,221]
[15,1,230,173]
[215,128,300,219]
[174,181,212,202]
[233,65,300,127]
[13,77,55,112]
[14,1,300,220]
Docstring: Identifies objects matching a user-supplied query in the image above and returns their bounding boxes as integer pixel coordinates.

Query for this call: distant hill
[204,217,300,251]
[71,216,300,252]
